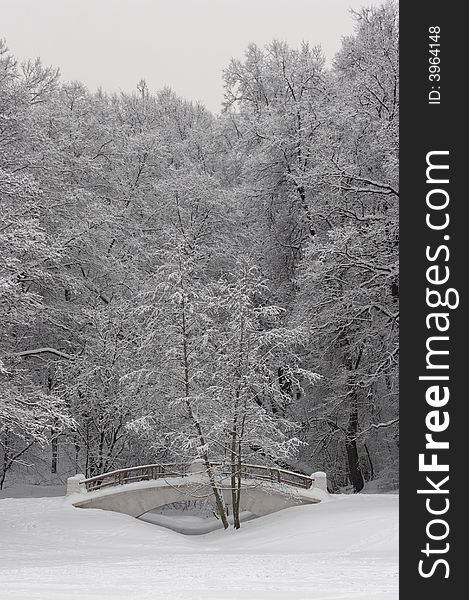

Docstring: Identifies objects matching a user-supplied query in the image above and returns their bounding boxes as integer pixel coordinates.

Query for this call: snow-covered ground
[0,492,398,599]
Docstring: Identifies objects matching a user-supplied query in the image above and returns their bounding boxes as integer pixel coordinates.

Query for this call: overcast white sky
[0,0,380,113]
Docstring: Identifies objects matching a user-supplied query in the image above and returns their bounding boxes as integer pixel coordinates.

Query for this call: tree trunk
[51,430,58,474]
[230,388,242,530]
[0,434,9,490]
[202,454,229,529]
[364,443,374,480]
[345,390,364,493]
[230,307,247,530]
[234,438,243,529]
[74,441,80,474]
[0,432,37,490]
[180,294,229,529]
[46,370,58,474]
[230,430,241,529]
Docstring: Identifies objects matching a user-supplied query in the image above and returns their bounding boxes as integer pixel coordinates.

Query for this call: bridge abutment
[312,471,327,492]
[66,474,86,496]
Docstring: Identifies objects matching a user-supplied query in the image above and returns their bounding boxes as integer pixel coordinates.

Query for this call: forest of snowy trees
[0,3,398,502]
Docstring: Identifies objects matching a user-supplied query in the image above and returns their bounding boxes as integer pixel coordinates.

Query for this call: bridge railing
[79,461,314,492]
[237,464,313,489]
[211,463,313,489]
[81,463,189,492]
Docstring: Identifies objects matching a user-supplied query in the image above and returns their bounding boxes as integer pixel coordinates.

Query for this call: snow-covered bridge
[67,461,328,518]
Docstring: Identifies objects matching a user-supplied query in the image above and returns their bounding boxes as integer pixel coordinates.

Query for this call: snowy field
[0,492,398,599]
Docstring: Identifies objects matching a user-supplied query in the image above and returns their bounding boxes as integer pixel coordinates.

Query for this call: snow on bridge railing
[72,461,326,494]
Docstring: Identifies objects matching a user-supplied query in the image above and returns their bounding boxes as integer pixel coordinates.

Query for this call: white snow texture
[0,492,398,599]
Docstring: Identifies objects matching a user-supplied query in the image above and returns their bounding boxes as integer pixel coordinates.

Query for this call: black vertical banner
[400,1,463,596]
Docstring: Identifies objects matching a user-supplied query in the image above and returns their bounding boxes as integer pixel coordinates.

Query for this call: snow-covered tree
[0,4,399,498]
